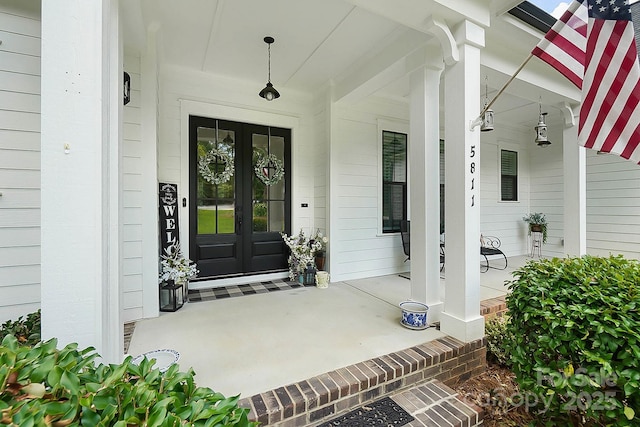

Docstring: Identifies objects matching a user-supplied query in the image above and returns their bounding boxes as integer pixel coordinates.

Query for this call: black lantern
[159,280,184,312]
[123,71,131,105]
[259,36,280,101]
[303,264,316,286]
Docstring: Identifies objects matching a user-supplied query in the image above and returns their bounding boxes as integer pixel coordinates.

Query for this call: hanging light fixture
[259,36,280,101]
[481,76,494,132]
[534,100,551,147]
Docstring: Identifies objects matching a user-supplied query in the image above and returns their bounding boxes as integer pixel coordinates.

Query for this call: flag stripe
[532,0,640,165]
[532,0,588,88]
[532,41,584,88]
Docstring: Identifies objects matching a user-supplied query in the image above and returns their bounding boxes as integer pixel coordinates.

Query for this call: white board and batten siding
[586,151,640,260]
[0,4,41,322]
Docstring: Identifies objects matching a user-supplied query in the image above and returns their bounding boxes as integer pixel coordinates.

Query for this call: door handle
[236,211,243,233]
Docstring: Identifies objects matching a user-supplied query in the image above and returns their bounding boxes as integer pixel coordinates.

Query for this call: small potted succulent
[523,212,548,244]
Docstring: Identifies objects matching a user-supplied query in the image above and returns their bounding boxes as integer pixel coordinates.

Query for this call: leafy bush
[0,335,257,426]
[0,310,41,347]
[253,203,267,217]
[505,255,640,425]
[485,314,512,367]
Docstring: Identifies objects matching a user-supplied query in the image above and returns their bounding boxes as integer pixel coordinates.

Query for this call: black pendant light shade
[259,36,280,101]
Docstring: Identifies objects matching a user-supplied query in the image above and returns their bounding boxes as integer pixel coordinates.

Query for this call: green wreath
[198,148,234,185]
[254,153,285,186]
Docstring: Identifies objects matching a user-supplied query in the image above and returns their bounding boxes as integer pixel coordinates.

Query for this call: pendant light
[259,36,280,101]
[534,100,551,147]
[480,76,494,132]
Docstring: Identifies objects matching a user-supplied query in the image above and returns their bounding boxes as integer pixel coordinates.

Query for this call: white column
[41,0,123,362]
[141,25,160,318]
[440,20,485,342]
[408,59,444,322]
[562,105,586,256]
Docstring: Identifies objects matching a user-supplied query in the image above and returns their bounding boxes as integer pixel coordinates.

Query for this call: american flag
[532,0,640,164]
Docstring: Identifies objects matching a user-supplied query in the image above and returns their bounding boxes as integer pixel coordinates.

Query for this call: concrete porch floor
[127,255,531,399]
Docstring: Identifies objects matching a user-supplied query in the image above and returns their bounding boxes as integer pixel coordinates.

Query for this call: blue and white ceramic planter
[399,301,429,330]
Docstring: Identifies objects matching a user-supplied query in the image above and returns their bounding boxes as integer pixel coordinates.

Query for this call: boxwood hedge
[505,255,640,426]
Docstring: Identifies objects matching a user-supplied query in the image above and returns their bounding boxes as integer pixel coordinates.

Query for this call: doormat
[188,279,313,303]
[318,396,414,427]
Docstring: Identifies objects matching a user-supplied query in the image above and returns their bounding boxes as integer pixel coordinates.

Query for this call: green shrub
[0,310,41,347]
[253,218,267,232]
[485,315,512,367]
[253,203,267,217]
[505,255,640,425]
[0,335,257,426]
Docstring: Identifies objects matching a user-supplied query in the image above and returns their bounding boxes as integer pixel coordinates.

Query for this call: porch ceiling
[128,0,578,130]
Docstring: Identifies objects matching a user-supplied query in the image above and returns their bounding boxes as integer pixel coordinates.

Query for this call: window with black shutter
[501,149,518,201]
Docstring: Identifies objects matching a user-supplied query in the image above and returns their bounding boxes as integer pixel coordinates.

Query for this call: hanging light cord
[267,43,272,83]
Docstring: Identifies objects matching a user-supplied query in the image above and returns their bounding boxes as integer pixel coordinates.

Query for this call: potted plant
[522,212,548,244]
[311,228,329,270]
[281,229,321,283]
[159,243,198,295]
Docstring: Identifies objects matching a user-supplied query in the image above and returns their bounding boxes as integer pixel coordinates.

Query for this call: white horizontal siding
[0,5,41,322]
[121,53,145,322]
[330,100,408,281]
[586,152,640,260]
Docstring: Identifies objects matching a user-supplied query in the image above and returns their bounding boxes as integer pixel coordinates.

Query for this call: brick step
[239,296,506,426]
[395,380,483,427]
[239,336,486,426]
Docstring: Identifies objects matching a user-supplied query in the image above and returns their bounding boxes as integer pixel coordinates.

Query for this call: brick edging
[238,295,509,426]
[239,336,487,426]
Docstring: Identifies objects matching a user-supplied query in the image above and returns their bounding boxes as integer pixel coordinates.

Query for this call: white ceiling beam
[333,30,430,104]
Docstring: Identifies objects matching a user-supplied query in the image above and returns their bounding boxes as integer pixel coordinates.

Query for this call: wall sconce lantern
[123,71,131,105]
[159,280,184,312]
[259,36,280,101]
[534,102,551,147]
[480,76,494,132]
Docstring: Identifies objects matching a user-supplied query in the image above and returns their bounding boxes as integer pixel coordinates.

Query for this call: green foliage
[0,310,41,347]
[485,315,513,367]
[505,255,640,425]
[253,203,267,218]
[253,218,267,232]
[0,335,257,426]
[522,212,548,244]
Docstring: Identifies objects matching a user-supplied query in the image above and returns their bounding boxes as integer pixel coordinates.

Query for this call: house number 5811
[470,145,476,207]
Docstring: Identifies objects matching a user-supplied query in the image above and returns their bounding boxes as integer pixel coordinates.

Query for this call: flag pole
[470,53,535,130]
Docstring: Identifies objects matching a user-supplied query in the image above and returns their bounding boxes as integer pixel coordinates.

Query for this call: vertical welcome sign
[159,182,180,255]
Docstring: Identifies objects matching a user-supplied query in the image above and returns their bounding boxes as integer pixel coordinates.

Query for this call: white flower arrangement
[311,229,329,255]
[281,229,322,281]
[159,244,199,285]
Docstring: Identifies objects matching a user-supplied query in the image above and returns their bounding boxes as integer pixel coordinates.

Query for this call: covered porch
[127,255,528,399]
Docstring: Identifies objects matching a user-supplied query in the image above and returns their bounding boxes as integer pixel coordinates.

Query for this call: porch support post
[408,55,444,321]
[440,20,485,342]
[562,103,586,256]
[41,0,123,361]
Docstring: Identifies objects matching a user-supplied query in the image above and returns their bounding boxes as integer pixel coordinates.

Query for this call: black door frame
[188,115,292,280]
